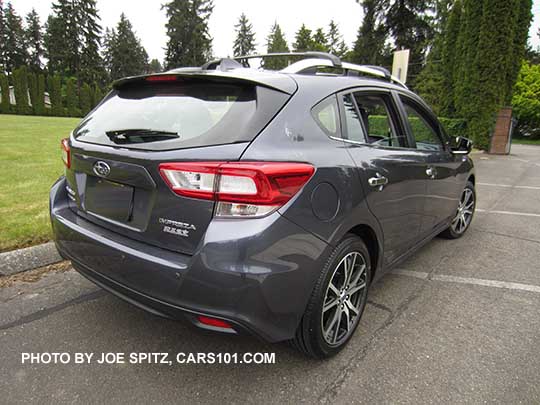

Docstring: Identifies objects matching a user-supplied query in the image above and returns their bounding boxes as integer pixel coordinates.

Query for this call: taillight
[61,138,71,168]
[159,162,315,218]
[145,75,178,82]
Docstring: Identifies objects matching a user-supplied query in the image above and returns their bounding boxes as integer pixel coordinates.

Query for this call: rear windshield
[73,79,289,151]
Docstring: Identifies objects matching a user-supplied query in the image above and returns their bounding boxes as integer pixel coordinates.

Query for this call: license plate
[85,177,134,222]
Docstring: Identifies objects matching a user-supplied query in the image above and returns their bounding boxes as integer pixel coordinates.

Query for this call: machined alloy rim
[321,251,367,346]
[451,187,475,234]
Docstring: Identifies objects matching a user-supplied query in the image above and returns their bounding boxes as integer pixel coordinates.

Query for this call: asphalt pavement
[1,144,540,404]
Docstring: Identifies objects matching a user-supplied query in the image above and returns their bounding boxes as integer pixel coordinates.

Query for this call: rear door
[66,75,292,255]
[396,94,462,234]
[339,89,428,265]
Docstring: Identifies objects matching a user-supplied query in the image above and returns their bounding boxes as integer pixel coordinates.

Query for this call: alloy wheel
[321,251,367,346]
[451,187,475,234]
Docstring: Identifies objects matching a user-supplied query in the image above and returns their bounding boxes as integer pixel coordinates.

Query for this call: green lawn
[0,114,81,252]
[512,138,540,145]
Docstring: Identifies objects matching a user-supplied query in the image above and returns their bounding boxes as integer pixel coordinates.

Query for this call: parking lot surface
[1,144,539,404]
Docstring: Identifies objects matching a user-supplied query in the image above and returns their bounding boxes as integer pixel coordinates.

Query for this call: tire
[439,181,476,239]
[291,234,371,359]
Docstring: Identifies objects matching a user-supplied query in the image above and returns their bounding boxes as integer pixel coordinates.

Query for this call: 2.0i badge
[159,218,196,238]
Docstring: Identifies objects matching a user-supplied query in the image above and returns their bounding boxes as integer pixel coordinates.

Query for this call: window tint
[73,80,289,151]
[352,93,406,148]
[401,99,444,151]
[341,94,365,142]
[312,96,340,138]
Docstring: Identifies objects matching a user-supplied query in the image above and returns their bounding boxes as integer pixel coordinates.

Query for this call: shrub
[512,62,540,139]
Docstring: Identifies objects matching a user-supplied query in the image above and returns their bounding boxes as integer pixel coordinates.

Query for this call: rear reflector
[159,162,315,217]
[61,138,71,168]
[197,315,233,329]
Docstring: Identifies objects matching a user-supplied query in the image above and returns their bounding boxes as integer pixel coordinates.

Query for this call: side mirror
[450,136,472,155]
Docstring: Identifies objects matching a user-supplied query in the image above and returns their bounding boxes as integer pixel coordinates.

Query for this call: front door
[397,95,462,234]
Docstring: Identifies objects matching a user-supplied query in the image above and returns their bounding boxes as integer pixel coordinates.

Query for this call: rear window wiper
[106,129,179,144]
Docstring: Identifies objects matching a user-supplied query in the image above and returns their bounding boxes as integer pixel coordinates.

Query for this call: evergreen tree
[47,74,63,116]
[0,0,8,72]
[327,20,348,58]
[4,3,28,73]
[505,0,533,104]
[453,0,483,119]
[79,82,92,115]
[50,0,79,75]
[13,66,30,114]
[233,13,256,57]
[164,0,214,69]
[292,24,313,52]
[383,0,434,84]
[25,9,43,72]
[66,77,79,116]
[44,14,64,74]
[263,22,289,70]
[148,59,163,73]
[351,0,390,66]
[312,28,328,52]
[104,14,149,80]
[0,72,10,113]
[46,0,104,80]
[467,0,532,149]
[440,0,463,115]
[415,0,457,113]
[79,0,105,84]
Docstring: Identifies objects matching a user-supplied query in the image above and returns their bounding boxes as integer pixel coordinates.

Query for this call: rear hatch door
[65,73,295,255]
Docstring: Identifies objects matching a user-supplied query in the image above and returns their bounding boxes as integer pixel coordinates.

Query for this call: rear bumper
[50,176,331,342]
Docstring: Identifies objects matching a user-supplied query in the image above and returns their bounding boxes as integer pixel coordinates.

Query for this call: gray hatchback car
[50,52,475,358]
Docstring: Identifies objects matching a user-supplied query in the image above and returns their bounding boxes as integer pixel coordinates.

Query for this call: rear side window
[311,96,340,138]
[73,79,289,151]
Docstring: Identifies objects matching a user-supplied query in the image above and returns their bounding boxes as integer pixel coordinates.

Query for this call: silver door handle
[426,167,437,179]
[368,173,388,190]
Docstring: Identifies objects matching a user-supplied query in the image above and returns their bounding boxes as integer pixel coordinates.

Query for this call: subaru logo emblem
[93,161,111,177]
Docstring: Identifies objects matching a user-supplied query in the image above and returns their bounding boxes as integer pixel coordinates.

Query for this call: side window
[401,99,444,152]
[311,96,340,138]
[352,93,407,148]
[341,94,365,142]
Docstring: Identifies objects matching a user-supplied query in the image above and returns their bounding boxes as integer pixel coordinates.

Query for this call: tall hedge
[48,74,63,116]
[66,78,80,117]
[79,82,92,115]
[27,71,39,114]
[13,66,30,115]
[0,73,10,113]
[92,83,103,108]
[36,74,46,115]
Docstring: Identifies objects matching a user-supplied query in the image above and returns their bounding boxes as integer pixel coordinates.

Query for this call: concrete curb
[0,242,63,276]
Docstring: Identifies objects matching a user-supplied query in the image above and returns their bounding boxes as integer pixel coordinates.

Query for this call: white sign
[392,49,410,84]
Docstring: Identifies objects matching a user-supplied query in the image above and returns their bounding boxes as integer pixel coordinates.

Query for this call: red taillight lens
[159,162,315,218]
[197,315,233,329]
[61,138,71,168]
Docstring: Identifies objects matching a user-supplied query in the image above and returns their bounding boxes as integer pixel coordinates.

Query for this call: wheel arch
[346,223,381,280]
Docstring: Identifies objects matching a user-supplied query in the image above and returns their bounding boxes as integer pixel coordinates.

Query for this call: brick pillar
[489,107,513,155]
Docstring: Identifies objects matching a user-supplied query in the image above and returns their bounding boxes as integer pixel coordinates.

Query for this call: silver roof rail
[280,58,408,89]
[232,52,342,67]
